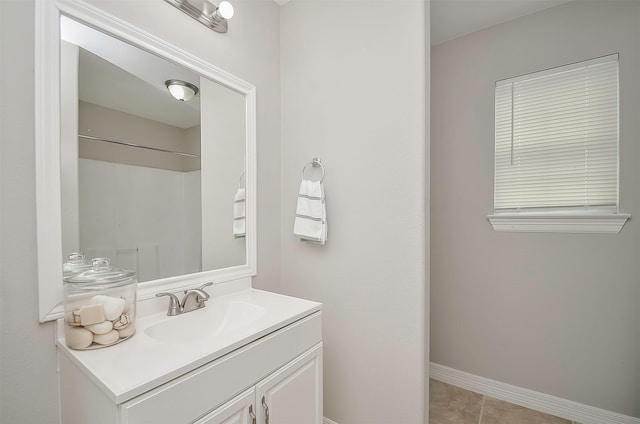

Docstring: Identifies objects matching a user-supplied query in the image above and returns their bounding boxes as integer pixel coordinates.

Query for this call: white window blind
[494,54,619,213]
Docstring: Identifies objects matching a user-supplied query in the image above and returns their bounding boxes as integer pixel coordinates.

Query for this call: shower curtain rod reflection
[78,134,201,158]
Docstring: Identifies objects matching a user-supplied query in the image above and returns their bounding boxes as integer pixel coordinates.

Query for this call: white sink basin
[144,300,268,344]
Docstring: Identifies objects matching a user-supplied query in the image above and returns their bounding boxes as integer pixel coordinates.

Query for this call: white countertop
[57,288,322,404]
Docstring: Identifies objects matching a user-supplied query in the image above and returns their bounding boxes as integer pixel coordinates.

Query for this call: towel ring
[238,172,245,189]
[302,157,325,182]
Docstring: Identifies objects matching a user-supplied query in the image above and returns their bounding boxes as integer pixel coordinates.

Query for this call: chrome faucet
[156,282,213,316]
[181,285,211,312]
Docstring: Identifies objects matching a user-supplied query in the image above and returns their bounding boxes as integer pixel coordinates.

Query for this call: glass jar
[63,258,137,350]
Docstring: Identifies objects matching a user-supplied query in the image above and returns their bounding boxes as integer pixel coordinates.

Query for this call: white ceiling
[431,0,572,45]
[77,49,201,129]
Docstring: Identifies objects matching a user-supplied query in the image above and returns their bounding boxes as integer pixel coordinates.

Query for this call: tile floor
[429,379,579,424]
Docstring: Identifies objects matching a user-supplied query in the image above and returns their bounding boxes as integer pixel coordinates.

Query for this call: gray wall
[0,0,281,421]
[280,1,429,423]
[79,101,201,172]
[430,0,640,417]
[1,2,60,421]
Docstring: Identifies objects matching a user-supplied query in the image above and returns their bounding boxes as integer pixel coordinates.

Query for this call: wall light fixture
[164,0,234,33]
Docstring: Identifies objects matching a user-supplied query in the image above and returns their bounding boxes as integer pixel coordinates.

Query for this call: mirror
[36,0,256,322]
[61,16,246,281]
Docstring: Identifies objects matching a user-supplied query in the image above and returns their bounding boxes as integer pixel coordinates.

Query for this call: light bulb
[168,85,191,101]
[216,1,234,20]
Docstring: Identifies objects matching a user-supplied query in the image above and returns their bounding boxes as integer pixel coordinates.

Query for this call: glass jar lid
[64,258,136,288]
[62,252,92,279]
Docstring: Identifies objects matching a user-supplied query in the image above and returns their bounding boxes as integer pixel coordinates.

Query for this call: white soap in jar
[79,304,106,326]
[91,295,126,321]
[66,327,93,349]
[93,330,119,345]
[85,320,113,335]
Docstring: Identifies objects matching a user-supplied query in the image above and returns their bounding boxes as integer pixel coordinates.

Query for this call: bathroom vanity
[35,1,324,422]
[57,288,322,424]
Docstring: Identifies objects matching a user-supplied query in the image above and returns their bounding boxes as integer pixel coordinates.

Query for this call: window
[488,54,629,233]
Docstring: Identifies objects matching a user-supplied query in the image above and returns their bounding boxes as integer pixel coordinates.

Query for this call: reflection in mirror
[60,16,246,283]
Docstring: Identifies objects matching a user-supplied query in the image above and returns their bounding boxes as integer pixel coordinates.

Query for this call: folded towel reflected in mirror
[293,179,327,245]
[233,188,246,238]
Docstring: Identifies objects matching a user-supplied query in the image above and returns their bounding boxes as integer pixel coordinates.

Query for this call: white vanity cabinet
[194,388,255,424]
[255,344,323,424]
[58,289,323,424]
[195,344,323,424]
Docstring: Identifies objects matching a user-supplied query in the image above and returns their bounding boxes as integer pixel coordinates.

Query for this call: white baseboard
[430,362,640,424]
[323,418,339,424]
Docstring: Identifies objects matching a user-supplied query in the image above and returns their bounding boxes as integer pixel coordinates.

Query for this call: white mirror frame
[35,0,257,323]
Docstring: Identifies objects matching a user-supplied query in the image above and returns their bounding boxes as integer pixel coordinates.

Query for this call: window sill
[487,213,630,234]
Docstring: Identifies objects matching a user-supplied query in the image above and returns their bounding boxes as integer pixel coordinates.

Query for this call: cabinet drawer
[120,312,321,424]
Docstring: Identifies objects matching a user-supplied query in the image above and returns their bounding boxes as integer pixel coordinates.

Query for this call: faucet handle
[189,282,213,309]
[199,282,213,291]
[182,282,212,298]
[197,282,213,303]
[156,292,181,316]
[182,282,213,295]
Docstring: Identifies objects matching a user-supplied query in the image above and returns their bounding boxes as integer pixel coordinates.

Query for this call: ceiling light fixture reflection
[165,79,199,102]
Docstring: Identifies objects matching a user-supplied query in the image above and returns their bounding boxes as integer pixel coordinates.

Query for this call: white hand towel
[233,188,246,238]
[293,179,327,244]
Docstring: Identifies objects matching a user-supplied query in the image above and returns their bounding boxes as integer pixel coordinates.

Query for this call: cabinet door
[194,388,256,424]
[255,343,323,424]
